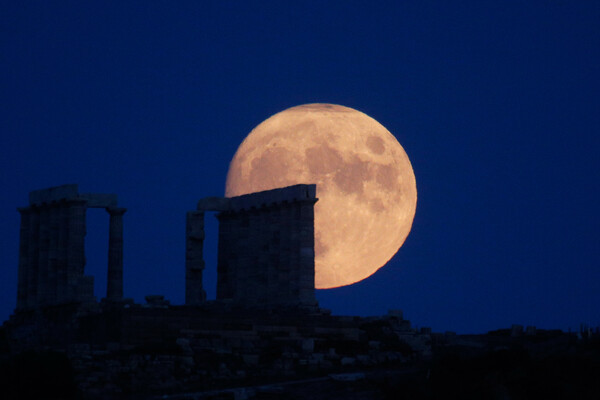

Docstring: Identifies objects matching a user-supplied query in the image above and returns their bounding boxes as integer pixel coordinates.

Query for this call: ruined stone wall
[215,184,318,308]
[185,211,206,306]
[15,184,125,312]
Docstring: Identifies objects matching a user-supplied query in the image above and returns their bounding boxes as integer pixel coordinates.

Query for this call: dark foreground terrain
[1,326,598,400]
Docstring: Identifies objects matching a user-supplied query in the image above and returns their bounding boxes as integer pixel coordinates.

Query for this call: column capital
[106,207,127,216]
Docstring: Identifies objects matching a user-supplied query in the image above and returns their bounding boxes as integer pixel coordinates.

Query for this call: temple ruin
[4,183,430,398]
[15,184,126,311]
[186,184,318,309]
[14,183,318,313]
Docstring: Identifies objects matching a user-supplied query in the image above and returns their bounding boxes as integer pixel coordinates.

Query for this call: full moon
[225,104,417,289]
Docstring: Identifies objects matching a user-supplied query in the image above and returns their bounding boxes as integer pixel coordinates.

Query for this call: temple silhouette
[13,183,319,313]
[3,184,594,399]
[1,184,425,398]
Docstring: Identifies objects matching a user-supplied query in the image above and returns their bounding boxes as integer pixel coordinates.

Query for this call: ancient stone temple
[3,183,432,399]
[186,184,318,309]
[15,184,126,311]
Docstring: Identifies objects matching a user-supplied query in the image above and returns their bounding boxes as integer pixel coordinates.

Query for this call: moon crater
[305,145,344,175]
[367,135,386,154]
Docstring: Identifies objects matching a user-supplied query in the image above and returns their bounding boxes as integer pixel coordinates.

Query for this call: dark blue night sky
[1,1,598,333]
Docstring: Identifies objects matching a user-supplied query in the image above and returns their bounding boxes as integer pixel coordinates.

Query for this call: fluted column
[47,205,59,305]
[265,205,280,302]
[16,207,31,310]
[27,207,40,308]
[106,207,126,301]
[56,203,69,304]
[185,211,206,305]
[217,212,239,300]
[37,206,50,306]
[298,199,317,305]
[67,199,87,302]
[279,203,292,298]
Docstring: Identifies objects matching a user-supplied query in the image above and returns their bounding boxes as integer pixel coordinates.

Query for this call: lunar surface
[225,104,417,289]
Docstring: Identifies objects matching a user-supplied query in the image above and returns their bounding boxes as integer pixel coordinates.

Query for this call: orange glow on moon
[225,104,417,289]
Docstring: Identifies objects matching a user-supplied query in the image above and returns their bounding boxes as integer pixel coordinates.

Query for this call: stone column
[47,205,59,305]
[37,206,50,306]
[27,207,40,308]
[233,210,252,302]
[216,213,234,300]
[279,203,293,301]
[67,199,87,302]
[106,207,126,301]
[185,211,206,305]
[297,199,317,305]
[265,205,280,302]
[16,207,31,311]
[56,203,69,304]
[244,208,262,303]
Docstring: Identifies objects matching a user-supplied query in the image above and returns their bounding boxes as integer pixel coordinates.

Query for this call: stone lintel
[29,184,79,205]
[28,184,118,208]
[228,184,317,212]
[197,197,231,212]
[79,193,118,208]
